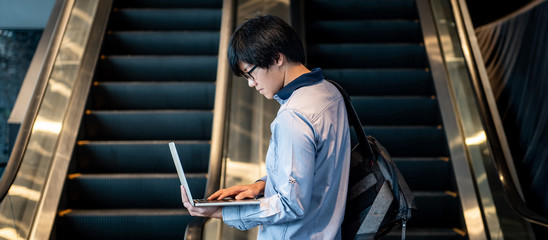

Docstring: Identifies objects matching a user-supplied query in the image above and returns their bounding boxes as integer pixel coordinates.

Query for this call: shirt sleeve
[257,176,267,183]
[222,109,316,230]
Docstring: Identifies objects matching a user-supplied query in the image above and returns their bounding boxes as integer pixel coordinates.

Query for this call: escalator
[51,0,222,238]
[304,0,467,239]
[2,0,541,239]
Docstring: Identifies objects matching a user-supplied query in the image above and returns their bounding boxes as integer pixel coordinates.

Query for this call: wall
[0,0,55,29]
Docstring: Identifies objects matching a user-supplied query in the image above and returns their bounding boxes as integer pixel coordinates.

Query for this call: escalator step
[306,0,417,20]
[54,0,222,238]
[308,44,427,68]
[351,96,441,125]
[84,110,213,140]
[75,141,210,173]
[384,227,467,240]
[65,173,207,209]
[104,31,220,55]
[97,56,217,82]
[307,20,422,44]
[394,157,453,191]
[407,191,462,228]
[323,69,434,96]
[305,0,467,238]
[113,0,222,8]
[360,126,448,157]
[91,82,215,110]
[55,209,196,240]
[109,9,222,31]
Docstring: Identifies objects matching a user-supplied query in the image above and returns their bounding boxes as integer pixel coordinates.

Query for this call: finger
[209,188,233,200]
[208,189,223,200]
[217,191,230,200]
[217,188,241,200]
[235,190,254,200]
[181,187,193,209]
[218,185,249,200]
[180,185,191,205]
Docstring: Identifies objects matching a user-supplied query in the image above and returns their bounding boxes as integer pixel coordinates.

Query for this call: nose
[247,78,257,87]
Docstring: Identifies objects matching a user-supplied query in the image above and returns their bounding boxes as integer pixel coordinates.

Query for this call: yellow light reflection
[9,185,41,202]
[49,78,72,97]
[0,228,23,240]
[465,131,486,145]
[33,117,62,134]
[464,207,485,235]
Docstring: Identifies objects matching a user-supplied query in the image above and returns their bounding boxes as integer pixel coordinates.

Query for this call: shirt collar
[275,68,324,101]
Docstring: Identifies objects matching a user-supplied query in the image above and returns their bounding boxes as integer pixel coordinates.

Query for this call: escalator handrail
[184,0,237,238]
[0,0,70,203]
[453,0,548,228]
[204,0,236,199]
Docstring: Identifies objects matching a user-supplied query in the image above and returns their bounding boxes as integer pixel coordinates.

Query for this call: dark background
[466,0,534,27]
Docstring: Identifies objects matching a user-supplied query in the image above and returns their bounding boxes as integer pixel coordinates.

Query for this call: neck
[283,64,310,87]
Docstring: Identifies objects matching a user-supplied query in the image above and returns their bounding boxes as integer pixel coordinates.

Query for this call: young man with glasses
[181,15,351,239]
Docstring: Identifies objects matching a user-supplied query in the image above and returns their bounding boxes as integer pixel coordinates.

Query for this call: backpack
[328,80,416,240]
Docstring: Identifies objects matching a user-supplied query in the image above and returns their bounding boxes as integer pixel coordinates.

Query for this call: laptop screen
[168,142,195,206]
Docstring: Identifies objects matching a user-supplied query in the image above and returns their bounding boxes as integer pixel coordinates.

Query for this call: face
[239,62,284,99]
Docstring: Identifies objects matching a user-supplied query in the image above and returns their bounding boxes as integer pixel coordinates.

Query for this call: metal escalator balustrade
[52,0,222,239]
[421,0,538,238]
[304,0,468,239]
[0,1,108,239]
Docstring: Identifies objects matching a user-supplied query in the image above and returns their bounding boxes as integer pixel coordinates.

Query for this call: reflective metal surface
[429,0,502,238]
[416,1,487,239]
[201,0,236,238]
[419,0,535,239]
[0,0,100,239]
[453,0,524,201]
[432,1,503,239]
[1,0,70,204]
[30,0,112,239]
[449,0,534,238]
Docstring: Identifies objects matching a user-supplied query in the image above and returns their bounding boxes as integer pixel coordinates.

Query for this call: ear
[275,53,285,67]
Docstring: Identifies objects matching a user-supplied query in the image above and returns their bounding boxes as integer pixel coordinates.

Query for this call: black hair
[227,15,305,76]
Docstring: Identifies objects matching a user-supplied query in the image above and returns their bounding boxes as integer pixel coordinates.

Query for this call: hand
[180,185,222,219]
[208,181,266,200]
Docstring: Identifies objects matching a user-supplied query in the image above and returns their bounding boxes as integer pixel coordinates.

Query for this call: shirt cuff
[257,176,267,183]
[222,206,248,230]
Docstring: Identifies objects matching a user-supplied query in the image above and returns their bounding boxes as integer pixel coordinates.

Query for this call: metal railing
[452,0,548,229]
[0,0,69,205]
[184,0,237,239]
[0,0,112,239]
[421,0,546,238]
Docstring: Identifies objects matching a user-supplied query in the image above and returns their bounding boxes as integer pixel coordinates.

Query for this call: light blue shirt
[222,68,351,240]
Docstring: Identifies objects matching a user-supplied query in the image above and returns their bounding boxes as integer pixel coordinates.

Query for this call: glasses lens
[243,73,251,80]
[243,65,256,81]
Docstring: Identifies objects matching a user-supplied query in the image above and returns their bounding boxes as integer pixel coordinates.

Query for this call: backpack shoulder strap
[327,80,374,160]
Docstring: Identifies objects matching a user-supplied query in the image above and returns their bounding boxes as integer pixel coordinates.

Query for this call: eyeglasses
[242,65,258,81]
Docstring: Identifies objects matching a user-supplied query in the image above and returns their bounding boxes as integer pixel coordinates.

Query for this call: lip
[257,88,264,94]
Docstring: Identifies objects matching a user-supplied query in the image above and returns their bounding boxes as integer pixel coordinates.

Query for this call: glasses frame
[242,65,258,81]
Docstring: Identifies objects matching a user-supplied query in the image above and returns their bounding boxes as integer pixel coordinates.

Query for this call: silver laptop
[169,142,261,207]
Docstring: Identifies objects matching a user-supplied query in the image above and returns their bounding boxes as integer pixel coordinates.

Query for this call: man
[180,15,351,239]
